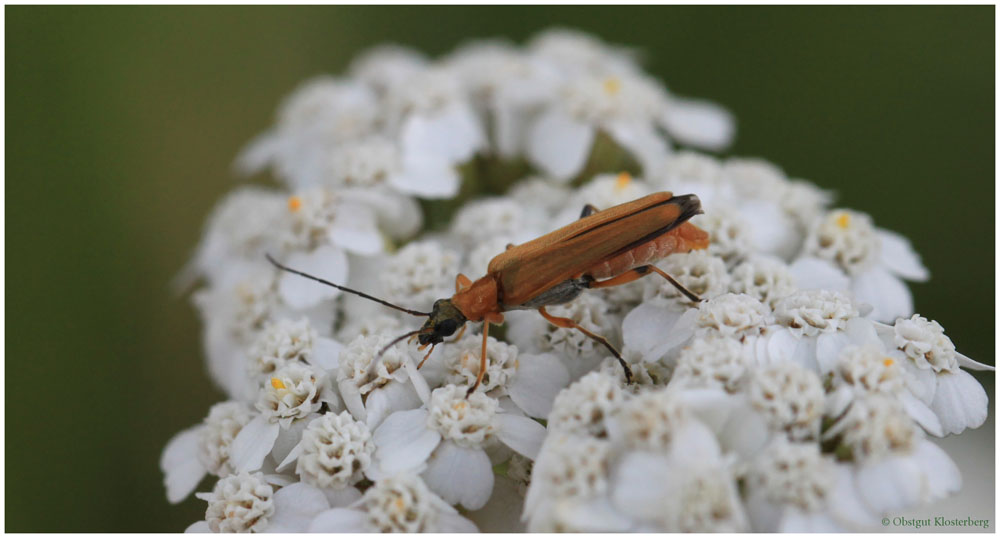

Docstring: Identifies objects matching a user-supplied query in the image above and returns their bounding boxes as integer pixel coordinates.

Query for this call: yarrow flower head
[165,27,990,533]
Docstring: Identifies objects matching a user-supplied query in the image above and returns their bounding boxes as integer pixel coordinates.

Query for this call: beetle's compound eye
[437,318,459,336]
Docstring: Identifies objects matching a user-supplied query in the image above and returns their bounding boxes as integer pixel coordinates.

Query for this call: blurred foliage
[6,5,993,531]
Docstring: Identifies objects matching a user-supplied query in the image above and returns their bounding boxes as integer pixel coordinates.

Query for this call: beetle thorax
[451,275,500,321]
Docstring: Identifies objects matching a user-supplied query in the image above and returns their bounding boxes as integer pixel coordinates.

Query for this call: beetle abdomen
[586,221,709,280]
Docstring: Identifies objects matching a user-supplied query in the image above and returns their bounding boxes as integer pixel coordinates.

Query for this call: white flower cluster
[161,29,992,533]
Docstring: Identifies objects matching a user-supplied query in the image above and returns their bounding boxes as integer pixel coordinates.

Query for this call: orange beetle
[268,191,709,395]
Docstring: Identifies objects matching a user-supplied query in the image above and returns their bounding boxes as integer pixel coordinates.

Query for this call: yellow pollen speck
[836,213,850,229]
[287,195,302,212]
[270,377,286,390]
[603,77,621,95]
[615,171,632,191]
[883,358,894,367]
[452,401,467,411]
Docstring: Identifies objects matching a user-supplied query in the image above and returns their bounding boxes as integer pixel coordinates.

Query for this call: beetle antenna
[374,328,428,363]
[265,253,430,317]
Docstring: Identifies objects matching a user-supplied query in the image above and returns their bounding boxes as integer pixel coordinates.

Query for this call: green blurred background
[6,6,994,532]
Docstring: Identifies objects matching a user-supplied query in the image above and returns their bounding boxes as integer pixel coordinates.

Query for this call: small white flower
[164,403,260,510]
[197,471,275,533]
[690,205,753,265]
[611,425,748,532]
[256,362,329,429]
[199,401,255,478]
[293,411,374,491]
[370,385,546,510]
[379,240,460,311]
[729,256,798,309]
[193,472,333,533]
[763,289,864,372]
[547,370,626,438]
[742,439,859,532]
[671,335,749,393]
[523,433,624,532]
[823,394,961,515]
[248,317,342,380]
[235,77,380,190]
[794,209,929,322]
[875,315,993,435]
[384,68,486,198]
[336,332,430,429]
[695,293,773,340]
[308,473,477,532]
[181,187,287,286]
[644,250,731,306]
[450,196,542,249]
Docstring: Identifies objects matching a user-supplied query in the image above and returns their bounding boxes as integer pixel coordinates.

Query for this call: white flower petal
[911,439,961,499]
[816,331,851,373]
[278,246,348,309]
[611,452,671,520]
[828,464,877,528]
[605,119,670,173]
[391,152,461,198]
[160,425,207,504]
[851,267,912,323]
[526,108,595,181]
[855,456,924,513]
[900,391,943,437]
[271,415,313,467]
[788,257,850,292]
[877,229,929,281]
[229,415,280,472]
[422,441,494,510]
[401,102,484,163]
[269,482,331,532]
[661,97,735,151]
[507,352,571,418]
[930,369,989,435]
[329,204,383,256]
[562,496,635,532]
[184,521,211,533]
[338,381,366,423]
[310,337,342,370]
[323,486,363,508]
[372,408,440,474]
[496,413,547,459]
[466,476,524,532]
[365,382,421,430]
[956,352,995,371]
[402,356,432,404]
[307,508,368,532]
[276,441,304,472]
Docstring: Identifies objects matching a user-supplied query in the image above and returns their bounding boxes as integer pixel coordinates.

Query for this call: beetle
[267,191,710,395]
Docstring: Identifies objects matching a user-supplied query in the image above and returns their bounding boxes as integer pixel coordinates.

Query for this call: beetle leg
[467,322,491,397]
[587,265,702,302]
[450,323,468,342]
[466,313,504,397]
[537,306,633,383]
[456,273,473,293]
[579,203,599,219]
[417,344,436,369]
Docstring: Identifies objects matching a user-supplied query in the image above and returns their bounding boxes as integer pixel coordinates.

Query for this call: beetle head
[418,299,467,345]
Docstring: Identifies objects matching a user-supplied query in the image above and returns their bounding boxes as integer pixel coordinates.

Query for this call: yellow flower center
[616,171,632,191]
[287,195,303,212]
[603,77,621,96]
[835,213,850,229]
[271,377,287,390]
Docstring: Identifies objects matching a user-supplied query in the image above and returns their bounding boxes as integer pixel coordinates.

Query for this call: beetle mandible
[267,191,709,396]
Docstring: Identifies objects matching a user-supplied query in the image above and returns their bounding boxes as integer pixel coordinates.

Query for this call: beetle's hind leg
[579,204,599,219]
[537,306,633,383]
[587,265,702,302]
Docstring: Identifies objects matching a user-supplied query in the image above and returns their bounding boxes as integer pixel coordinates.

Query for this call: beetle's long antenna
[376,328,427,361]
[266,254,430,317]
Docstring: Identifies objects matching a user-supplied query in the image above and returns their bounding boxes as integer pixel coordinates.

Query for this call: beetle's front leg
[537,306,633,383]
